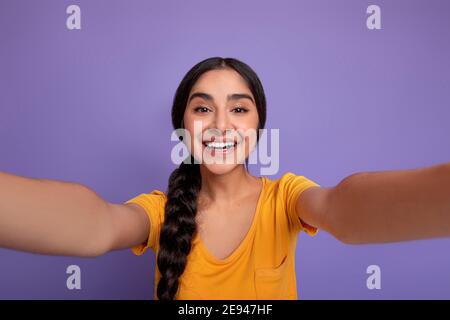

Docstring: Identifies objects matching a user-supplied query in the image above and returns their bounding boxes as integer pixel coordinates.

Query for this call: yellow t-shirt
[124,171,320,300]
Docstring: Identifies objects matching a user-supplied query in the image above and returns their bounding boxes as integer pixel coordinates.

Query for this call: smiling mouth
[202,141,239,150]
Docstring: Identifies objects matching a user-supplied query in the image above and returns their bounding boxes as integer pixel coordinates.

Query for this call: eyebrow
[188,92,255,105]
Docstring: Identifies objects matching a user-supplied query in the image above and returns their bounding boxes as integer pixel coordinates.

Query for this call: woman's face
[183,68,260,175]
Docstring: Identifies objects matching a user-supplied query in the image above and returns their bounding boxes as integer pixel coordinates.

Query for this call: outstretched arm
[0,171,149,257]
[297,162,450,244]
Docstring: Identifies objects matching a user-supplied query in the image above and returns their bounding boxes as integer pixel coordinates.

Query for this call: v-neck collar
[193,176,266,265]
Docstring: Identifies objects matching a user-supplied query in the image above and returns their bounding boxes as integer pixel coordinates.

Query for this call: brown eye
[233,107,248,113]
[194,106,210,113]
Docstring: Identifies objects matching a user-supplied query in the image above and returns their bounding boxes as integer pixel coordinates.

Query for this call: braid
[156,156,201,300]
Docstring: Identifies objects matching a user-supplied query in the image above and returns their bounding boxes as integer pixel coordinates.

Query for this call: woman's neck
[199,165,259,203]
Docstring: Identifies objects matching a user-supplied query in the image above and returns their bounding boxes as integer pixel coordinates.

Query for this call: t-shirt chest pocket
[254,255,292,299]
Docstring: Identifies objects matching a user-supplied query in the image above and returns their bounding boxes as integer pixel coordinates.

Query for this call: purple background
[1,0,450,299]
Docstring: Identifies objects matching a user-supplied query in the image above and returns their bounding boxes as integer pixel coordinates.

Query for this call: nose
[213,108,233,133]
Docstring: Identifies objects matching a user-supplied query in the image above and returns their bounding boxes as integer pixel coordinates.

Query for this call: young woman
[0,57,449,300]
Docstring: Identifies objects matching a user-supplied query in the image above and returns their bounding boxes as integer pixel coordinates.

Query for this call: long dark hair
[157,57,267,300]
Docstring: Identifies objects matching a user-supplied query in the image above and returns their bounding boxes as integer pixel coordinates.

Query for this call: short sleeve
[124,189,166,255]
[280,172,321,236]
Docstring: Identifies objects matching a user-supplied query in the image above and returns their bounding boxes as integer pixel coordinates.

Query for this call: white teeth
[205,141,236,149]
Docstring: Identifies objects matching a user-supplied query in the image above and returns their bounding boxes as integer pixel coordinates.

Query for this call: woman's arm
[0,171,149,257]
[298,162,450,244]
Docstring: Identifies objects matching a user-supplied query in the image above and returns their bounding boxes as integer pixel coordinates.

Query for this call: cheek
[242,111,259,128]
[181,124,203,157]
[184,113,210,130]
[236,117,259,133]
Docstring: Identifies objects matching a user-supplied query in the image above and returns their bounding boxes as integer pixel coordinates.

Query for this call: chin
[201,162,241,176]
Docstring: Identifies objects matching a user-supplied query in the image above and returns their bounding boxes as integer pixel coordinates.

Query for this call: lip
[202,134,241,143]
[202,137,237,144]
[202,141,238,146]
[202,140,241,156]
